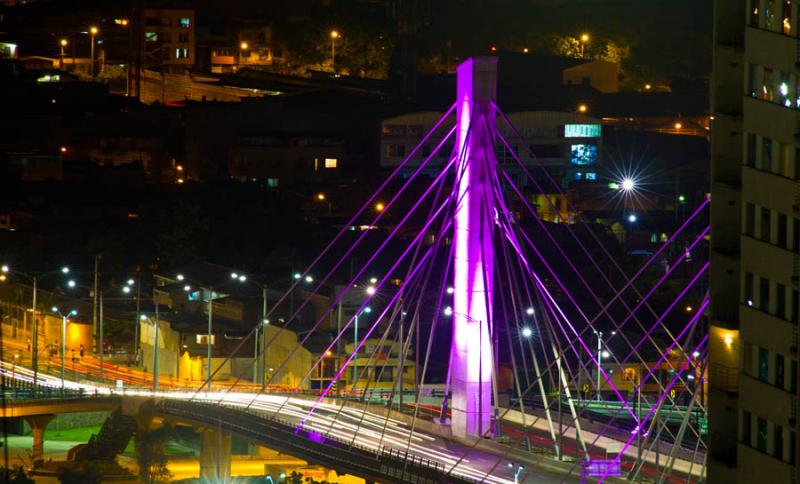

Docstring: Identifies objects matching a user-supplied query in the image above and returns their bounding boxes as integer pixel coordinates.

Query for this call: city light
[231,272,238,279]
[330,30,339,39]
[293,273,302,280]
[444,306,453,316]
[304,275,313,283]
[578,104,588,113]
[366,285,376,295]
[627,214,637,223]
[685,305,693,312]
[67,280,76,288]
[601,350,610,358]
[61,266,70,274]
[375,202,385,212]
[446,286,454,295]
[692,351,700,358]
[317,193,326,201]
[674,122,683,129]
[238,275,247,282]
[60,39,68,47]
[183,285,191,292]
[621,178,635,192]
[123,286,131,294]
[126,278,134,285]
[580,33,590,43]
[240,42,249,50]
[525,307,534,315]
[90,26,98,35]
[176,274,185,281]
[521,327,533,338]
[369,277,378,284]
[363,306,372,314]
[1,265,8,273]
[644,83,652,90]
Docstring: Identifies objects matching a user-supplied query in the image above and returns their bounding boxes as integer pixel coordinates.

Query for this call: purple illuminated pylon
[451,57,497,439]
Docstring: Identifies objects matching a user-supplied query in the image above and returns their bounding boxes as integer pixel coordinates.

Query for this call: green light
[678,194,686,203]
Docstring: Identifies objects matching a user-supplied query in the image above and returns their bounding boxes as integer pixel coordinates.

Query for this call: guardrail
[158,399,474,484]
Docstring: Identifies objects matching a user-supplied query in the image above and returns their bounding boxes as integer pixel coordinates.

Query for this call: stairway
[69,411,137,461]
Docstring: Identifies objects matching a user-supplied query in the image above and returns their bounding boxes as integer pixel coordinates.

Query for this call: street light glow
[580,33,590,43]
[238,275,247,282]
[330,30,339,39]
[446,286,454,295]
[183,285,191,292]
[90,26,98,35]
[521,327,533,338]
[67,280,76,288]
[122,286,131,294]
[231,272,238,279]
[366,285,376,295]
[601,350,610,358]
[293,273,302,280]
[304,275,313,283]
[240,42,248,50]
[127,278,134,285]
[176,274,185,281]
[525,307,534,315]
[621,178,635,191]
[369,277,378,284]
[1,265,8,273]
[51,306,58,312]
[444,306,453,316]
[61,266,70,274]
[627,214,637,223]
[60,39,68,47]
[363,306,372,314]
[375,202,385,212]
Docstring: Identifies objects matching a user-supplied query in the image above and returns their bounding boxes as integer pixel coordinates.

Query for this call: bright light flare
[521,327,533,338]
[621,178,635,192]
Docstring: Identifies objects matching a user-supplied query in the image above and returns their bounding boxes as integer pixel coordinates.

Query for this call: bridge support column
[451,56,497,440]
[199,427,231,483]
[25,414,55,466]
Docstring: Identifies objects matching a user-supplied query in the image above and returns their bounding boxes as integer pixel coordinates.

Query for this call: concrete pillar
[451,56,497,440]
[199,427,231,482]
[25,414,55,465]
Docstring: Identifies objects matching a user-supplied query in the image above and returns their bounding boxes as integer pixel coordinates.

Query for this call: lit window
[145,32,158,42]
[180,17,191,28]
[196,334,216,345]
[574,172,583,181]
[586,172,597,180]
[267,178,279,187]
[324,158,338,169]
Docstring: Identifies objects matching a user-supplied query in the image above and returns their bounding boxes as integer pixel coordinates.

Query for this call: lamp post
[579,33,589,58]
[593,330,614,401]
[1,264,71,387]
[59,39,67,69]
[330,30,339,74]
[352,306,371,392]
[239,41,248,70]
[89,26,98,77]
[52,307,77,393]
[122,276,141,364]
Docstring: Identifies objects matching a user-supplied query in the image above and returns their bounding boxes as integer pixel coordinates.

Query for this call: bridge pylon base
[199,427,232,482]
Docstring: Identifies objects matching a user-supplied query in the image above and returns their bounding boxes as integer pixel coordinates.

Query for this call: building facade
[379,111,604,190]
[710,1,800,482]
[142,8,195,70]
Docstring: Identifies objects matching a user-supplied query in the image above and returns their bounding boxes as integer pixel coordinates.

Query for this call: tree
[135,427,171,484]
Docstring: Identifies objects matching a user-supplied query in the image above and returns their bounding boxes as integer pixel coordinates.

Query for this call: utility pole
[99,290,104,380]
[207,286,213,392]
[92,255,99,357]
[31,276,38,387]
[261,285,268,389]
[153,289,159,393]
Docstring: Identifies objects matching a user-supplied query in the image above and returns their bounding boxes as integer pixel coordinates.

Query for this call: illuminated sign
[570,144,597,165]
[564,124,601,138]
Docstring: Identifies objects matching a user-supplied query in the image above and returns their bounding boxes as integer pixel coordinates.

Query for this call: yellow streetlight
[579,33,589,58]
[317,193,326,201]
[89,26,99,77]
[240,42,249,50]
[375,202,385,212]
[59,39,68,68]
[577,104,588,113]
[330,30,340,74]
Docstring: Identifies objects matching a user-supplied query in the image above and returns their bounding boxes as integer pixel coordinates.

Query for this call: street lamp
[52,307,77,392]
[330,30,339,74]
[59,38,68,69]
[521,327,533,339]
[594,330,604,401]
[89,26,98,77]
[352,305,371,391]
[2,264,71,386]
[239,41,249,70]
[231,271,271,387]
[620,177,635,192]
[579,33,590,58]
